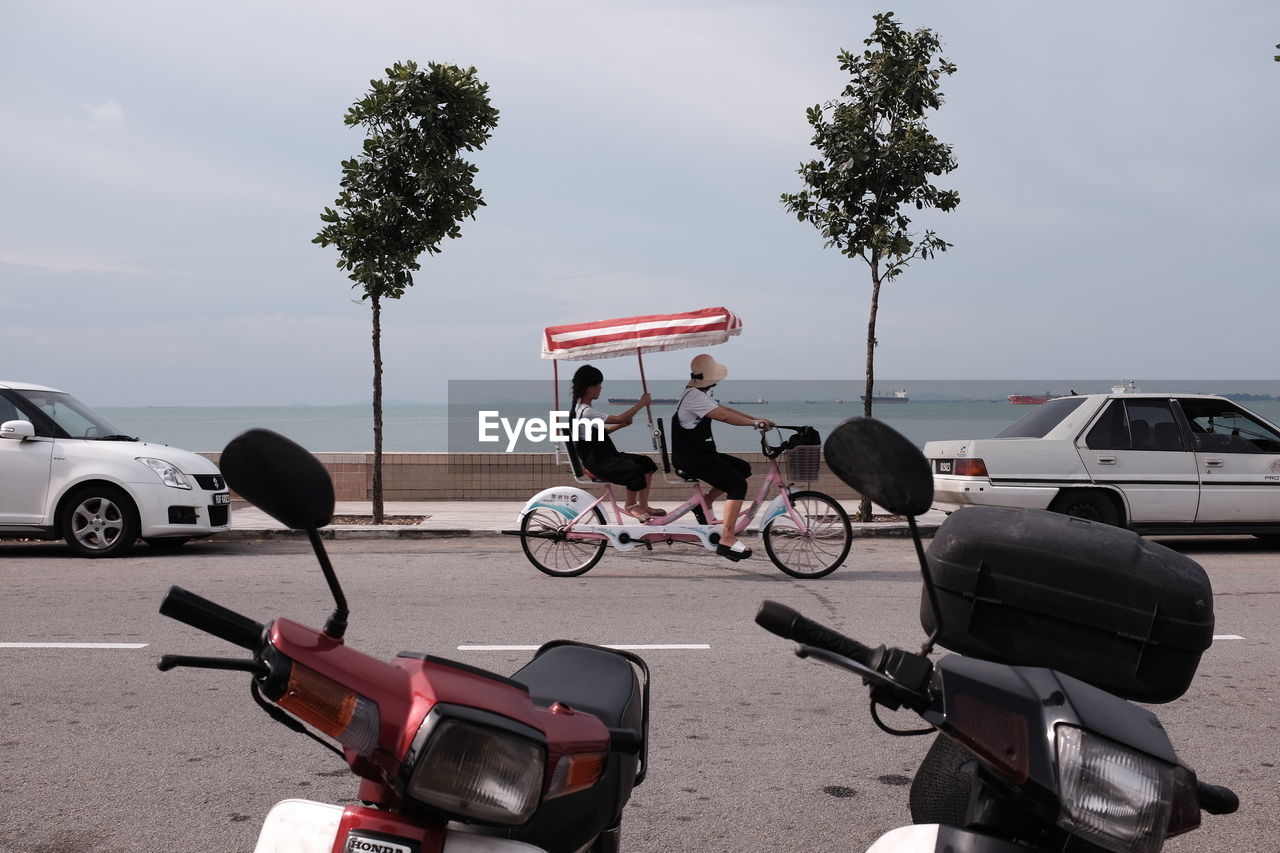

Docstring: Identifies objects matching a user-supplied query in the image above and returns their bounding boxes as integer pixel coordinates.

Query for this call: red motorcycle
[158,428,649,853]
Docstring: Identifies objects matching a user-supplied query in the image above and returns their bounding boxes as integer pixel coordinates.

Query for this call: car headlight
[403,707,546,825]
[1056,725,1174,853]
[137,457,192,490]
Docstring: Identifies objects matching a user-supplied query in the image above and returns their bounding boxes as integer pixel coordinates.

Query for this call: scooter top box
[920,506,1214,704]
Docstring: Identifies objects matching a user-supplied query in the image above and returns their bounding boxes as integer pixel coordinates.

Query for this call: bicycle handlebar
[159,585,267,652]
[757,424,811,457]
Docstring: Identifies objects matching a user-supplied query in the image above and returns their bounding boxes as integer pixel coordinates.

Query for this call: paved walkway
[227,500,946,539]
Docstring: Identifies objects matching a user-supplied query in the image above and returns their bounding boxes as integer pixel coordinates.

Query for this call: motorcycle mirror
[823,417,933,517]
[220,428,349,639]
[823,417,945,655]
[220,429,335,530]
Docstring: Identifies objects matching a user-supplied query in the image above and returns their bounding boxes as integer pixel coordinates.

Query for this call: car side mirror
[1,420,35,440]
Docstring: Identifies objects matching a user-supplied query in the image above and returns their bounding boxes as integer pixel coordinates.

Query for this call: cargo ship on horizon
[608,397,679,405]
[861,389,910,404]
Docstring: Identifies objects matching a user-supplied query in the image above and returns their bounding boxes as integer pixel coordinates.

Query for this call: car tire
[1049,489,1121,527]
[62,485,139,558]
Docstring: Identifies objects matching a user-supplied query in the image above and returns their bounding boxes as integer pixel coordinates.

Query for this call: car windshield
[11,389,130,439]
[996,397,1088,439]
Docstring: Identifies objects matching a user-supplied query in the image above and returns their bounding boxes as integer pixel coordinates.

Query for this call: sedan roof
[0,380,64,393]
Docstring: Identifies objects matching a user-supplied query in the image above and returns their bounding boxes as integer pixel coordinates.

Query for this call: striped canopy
[541,306,743,361]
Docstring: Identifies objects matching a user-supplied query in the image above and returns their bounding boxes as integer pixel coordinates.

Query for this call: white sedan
[924,389,1280,535]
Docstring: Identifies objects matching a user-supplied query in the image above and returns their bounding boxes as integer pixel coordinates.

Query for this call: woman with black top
[570,364,665,522]
[672,353,774,561]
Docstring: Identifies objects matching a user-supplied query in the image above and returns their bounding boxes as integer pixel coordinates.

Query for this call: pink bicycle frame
[559,456,809,545]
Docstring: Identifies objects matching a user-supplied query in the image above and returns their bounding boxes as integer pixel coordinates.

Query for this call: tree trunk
[371,294,384,524]
[860,261,883,522]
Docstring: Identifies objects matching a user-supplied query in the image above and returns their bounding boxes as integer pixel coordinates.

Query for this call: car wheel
[62,485,139,558]
[1049,489,1121,527]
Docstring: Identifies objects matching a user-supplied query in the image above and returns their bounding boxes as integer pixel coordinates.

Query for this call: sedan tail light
[952,458,988,477]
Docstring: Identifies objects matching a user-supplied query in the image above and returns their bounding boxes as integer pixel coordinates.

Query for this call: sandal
[716,541,752,561]
[624,505,651,523]
[643,507,668,517]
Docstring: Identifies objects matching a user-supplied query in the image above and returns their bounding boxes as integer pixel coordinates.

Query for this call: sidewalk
[226,500,947,540]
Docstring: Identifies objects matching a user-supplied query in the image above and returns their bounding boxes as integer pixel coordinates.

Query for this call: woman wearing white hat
[671,353,774,561]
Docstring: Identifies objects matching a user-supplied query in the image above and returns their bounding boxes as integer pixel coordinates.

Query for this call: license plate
[213,493,231,505]
[936,460,953,474]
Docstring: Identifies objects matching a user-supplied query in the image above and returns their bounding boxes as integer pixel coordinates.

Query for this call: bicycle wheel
[520,506,608,577]
[762,490,852,579]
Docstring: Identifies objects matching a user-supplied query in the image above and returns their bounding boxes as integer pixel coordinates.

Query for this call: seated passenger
[671,354,774,562]
[570,365,665,522]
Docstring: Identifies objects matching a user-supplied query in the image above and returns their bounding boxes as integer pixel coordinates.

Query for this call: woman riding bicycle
[570,364,666,522]
[672,354,774,561]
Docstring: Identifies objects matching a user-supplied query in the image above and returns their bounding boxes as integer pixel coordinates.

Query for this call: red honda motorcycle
[158,428,649,853]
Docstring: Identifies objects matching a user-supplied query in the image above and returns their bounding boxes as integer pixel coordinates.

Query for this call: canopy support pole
[553,360,563,467]
[637,351,658,451]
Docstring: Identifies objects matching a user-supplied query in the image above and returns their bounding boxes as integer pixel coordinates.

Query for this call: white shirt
[573,402,608,427]
[676,388,720,429]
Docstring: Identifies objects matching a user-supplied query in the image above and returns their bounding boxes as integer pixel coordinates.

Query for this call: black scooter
[756,417,1238,852]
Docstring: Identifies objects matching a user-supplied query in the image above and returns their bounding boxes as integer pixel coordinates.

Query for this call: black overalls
[572,403,656,492]
[671,389,751,500]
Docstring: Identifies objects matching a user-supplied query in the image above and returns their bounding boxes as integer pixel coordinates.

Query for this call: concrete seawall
[199,451,860,503]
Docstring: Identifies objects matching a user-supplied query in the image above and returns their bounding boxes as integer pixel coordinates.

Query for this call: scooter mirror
[823,417,933,517]
[220,428,335,530]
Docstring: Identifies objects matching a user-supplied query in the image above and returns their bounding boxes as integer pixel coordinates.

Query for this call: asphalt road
[2,535,1277,852]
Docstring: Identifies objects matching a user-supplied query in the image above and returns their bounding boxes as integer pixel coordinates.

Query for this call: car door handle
[1204,457,1224,468]
[1095,455,1117,465]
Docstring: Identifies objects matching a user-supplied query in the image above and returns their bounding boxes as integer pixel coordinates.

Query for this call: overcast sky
[2,1,1277,406]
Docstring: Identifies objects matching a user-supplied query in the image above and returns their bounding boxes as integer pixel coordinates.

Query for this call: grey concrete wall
[199,451,860,502]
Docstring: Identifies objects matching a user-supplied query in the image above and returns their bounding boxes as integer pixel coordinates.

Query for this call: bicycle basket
[784,444,823,481]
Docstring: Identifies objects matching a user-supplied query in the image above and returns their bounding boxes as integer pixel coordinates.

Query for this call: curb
[222,524,939,541]
[221,528,474,540]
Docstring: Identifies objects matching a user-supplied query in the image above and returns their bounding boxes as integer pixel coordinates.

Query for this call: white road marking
[0,642,149,649]
[1213,635,1245,640]
[459,644,711,652]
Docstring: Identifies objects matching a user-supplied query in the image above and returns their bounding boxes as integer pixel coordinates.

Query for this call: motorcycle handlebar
[1198,780,1239,815]
[160,585,267,652]
[755,600,876,667]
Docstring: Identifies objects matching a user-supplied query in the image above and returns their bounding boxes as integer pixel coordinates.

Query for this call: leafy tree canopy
[782,12,959,282]
[314,60,500,300]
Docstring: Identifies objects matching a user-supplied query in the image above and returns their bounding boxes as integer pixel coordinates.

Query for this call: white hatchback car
[924,389,1280,535]
[0,381,231,556]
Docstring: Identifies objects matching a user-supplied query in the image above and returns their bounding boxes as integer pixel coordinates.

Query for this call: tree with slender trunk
[315,61,499,522]
[781,12,959,521]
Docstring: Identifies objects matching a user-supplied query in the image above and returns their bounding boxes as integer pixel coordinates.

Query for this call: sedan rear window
[996,397,1088,438]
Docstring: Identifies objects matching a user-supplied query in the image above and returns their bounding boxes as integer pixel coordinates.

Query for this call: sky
[2,1,1278,407]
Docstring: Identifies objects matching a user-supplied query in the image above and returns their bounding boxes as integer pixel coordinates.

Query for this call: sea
[97,380,1280,455]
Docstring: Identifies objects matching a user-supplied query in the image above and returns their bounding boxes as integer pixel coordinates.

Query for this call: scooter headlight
[403,706,546,825]
[1055,725,1174,853]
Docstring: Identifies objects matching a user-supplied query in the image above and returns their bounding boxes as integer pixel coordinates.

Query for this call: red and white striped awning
[541,306,743,361]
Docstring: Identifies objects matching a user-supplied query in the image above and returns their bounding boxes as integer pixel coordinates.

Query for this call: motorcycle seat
[512,642,641,729]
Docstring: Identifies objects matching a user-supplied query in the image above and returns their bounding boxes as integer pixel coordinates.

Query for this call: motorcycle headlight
[403,706,546,825]
[1055,725,1174,853]
[138,457,192,490]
